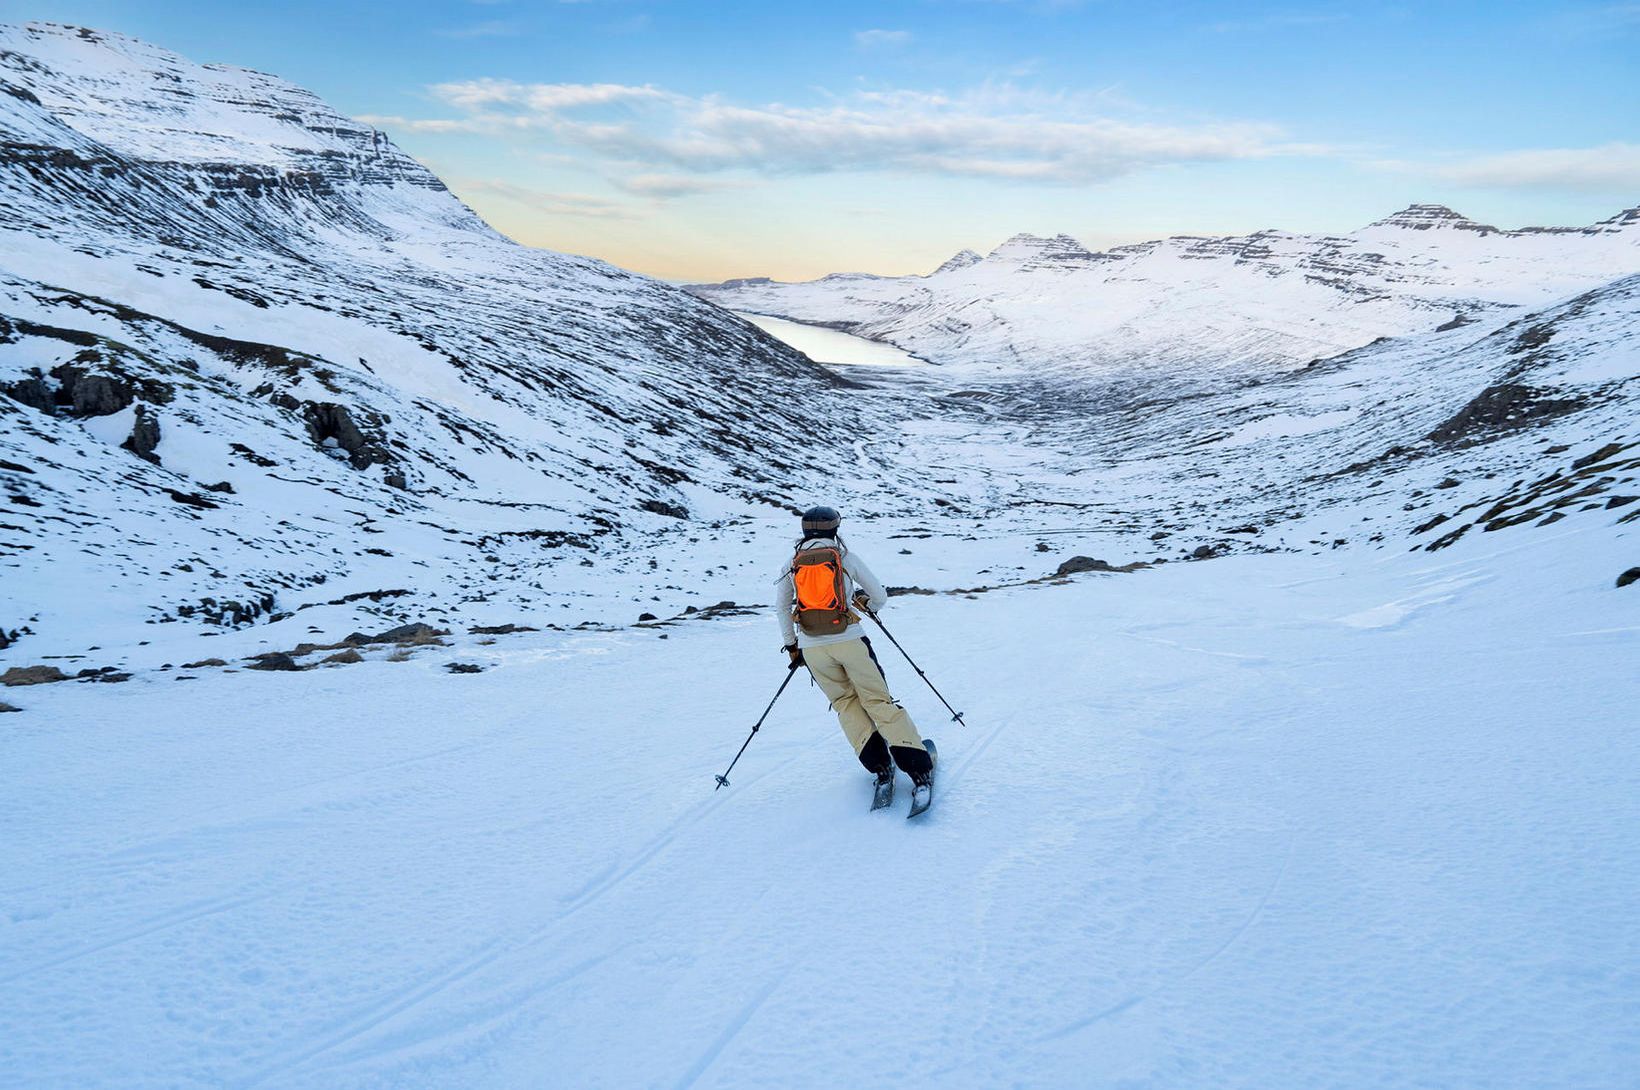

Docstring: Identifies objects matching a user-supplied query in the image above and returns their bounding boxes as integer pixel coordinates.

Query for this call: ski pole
[713,664,800,790]
[859,605,966,726]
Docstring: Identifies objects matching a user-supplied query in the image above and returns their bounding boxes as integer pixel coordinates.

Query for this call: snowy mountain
[0,23,901,653]
[2,20,1635,665]
[691,203,1640,379]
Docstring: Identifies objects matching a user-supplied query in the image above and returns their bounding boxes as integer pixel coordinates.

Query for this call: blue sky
[7,1,1637,279]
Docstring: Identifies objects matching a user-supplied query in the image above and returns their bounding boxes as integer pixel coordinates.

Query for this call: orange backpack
[791,543,854,636]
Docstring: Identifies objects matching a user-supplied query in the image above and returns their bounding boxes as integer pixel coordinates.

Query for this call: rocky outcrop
[302,402,392,470]
[1427,383,1586,445]
[641,499,689,519]
[52,363,133,416]
[339,622,449,647]
[121,404,161,463]
[1,664,68,686]
[1054,556,1124,576]
[246,652,302,671]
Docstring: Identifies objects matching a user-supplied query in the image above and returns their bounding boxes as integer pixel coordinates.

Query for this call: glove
[852,592,873,613]
[783,643,803,670]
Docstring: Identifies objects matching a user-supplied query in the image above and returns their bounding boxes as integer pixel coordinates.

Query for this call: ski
[870,771,895,811]
[907,739,937,819]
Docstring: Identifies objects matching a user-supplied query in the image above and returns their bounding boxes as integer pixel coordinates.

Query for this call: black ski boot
[907,739,937,819]
[870,765,895,811]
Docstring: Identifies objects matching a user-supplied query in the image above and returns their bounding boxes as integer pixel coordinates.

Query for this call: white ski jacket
[774,537,889,649]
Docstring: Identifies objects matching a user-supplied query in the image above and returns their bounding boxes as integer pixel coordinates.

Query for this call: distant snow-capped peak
[932,249,983,275]
[1363,204,1497,233]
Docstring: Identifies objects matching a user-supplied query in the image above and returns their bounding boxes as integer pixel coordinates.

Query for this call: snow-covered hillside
[0,22,898,654]
[4,21,1635,667]
[690,203,1640,380]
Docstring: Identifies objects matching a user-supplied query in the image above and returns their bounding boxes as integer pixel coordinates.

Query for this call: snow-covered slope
[691,203,1640,379]
[0,23,897,652]
[3,515,1634,1089]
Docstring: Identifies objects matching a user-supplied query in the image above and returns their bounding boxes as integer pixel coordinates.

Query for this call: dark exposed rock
[1055,556,1118,576]
[166,489,218,509]
[1192,544,1221,560]
[52,364,133,416]
[378,622,448,644]
[2,665,68,686]
[638,612,659,622]
[445,662,484,674]
[203,480,235,493]
[1616,567,1640,588]
[1573,442,1626,470]
[121,404,161,463]
[0,701,20,713]
[1435,478,1460,489]
[178,594,275,627]
[470,623,537,635]
[343,622,449,646]
[1427,384,1586,445]
[1413,513,1450,534]
[323,649,364,664]
[246,652,302,671]
[302,402,393,470]
[181,658,227,668]
[229,442,277,467]
[1607,496,1639,509]
[887,586,937,597]
[641,499,689,520]
[1,373,55,412]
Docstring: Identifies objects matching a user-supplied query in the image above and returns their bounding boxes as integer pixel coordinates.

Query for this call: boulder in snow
[1,665,68,686]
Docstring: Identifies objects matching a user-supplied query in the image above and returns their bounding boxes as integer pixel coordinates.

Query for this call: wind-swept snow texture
[2,526,1636,1089]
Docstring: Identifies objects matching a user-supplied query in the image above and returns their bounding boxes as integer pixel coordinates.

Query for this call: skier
[776,505,936,813]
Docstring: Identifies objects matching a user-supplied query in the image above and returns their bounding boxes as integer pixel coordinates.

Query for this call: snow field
[3,522,1635,1089]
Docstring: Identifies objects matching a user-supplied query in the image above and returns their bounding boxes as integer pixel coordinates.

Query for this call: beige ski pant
[802,637,924,755]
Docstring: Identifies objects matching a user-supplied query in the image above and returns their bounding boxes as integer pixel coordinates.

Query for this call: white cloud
[1434,143,1640,193]
[432,78,671,114]
[453,179,636,219]
[854,28,912,48]
[615,173,736,198]
[375,78,1317,192]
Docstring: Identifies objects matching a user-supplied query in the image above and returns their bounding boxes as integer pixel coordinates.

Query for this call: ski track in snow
[5,526,1636,1089]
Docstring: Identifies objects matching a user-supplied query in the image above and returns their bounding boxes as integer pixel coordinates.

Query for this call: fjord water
[736,312,926,367]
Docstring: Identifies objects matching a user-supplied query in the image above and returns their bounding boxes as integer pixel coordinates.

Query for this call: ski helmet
[800,505,841,534]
